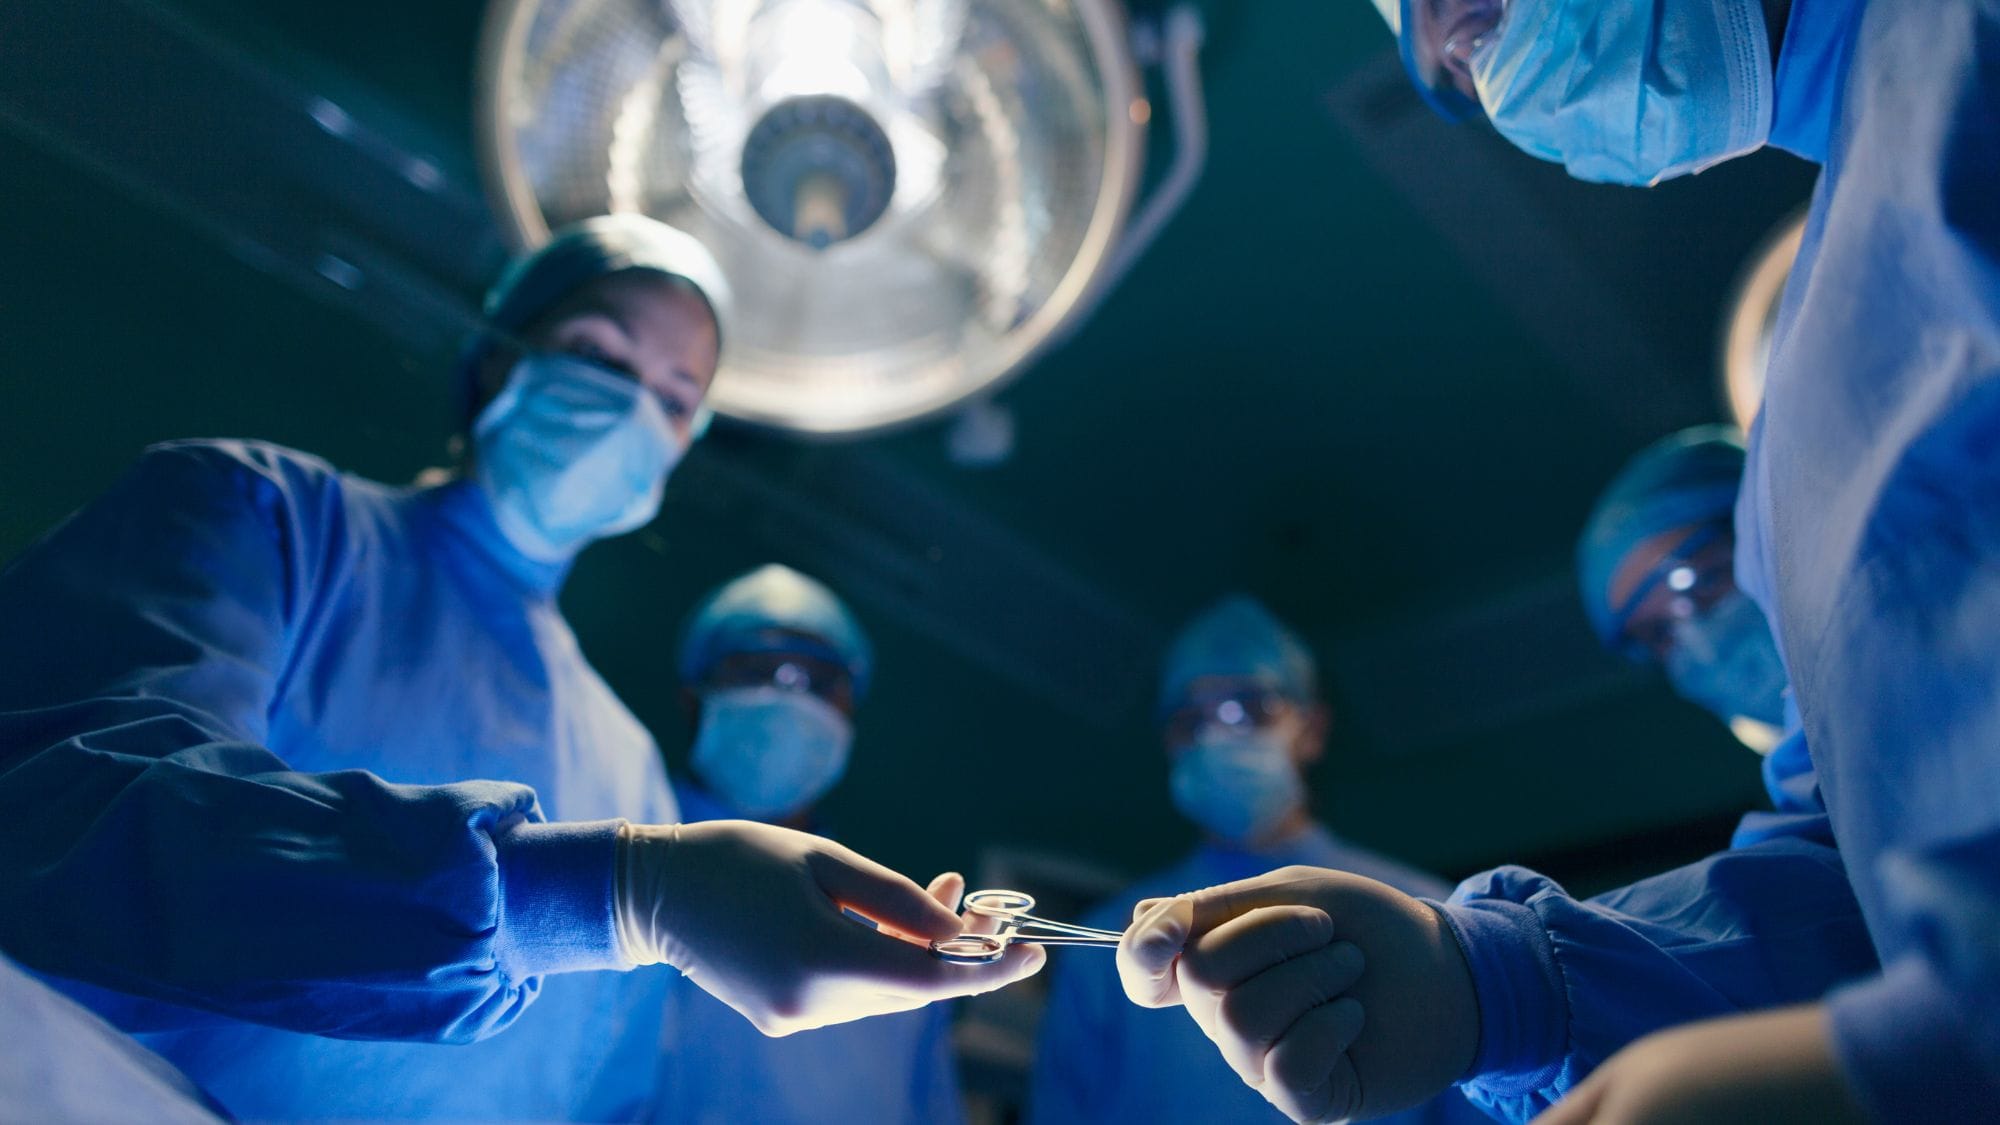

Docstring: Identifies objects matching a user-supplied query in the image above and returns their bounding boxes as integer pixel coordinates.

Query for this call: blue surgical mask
[472,354,686,563]
[1170,731,1305,845]
[1469,0,1774,185]
[692,687,853,820]
[1664,589,1789,730]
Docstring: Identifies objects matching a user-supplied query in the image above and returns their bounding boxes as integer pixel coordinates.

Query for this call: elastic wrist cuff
[495,819,631,977]
[1435,897,1568,1094]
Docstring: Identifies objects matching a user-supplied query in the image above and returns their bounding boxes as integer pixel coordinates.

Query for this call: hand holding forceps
[931,890,1124,964]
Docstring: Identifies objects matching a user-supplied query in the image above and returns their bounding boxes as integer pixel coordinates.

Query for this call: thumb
[809,845,963,942]
[925,871,966,913]
[1119,896,1194,1008]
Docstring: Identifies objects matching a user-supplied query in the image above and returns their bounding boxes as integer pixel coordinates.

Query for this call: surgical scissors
[930,889,1124,964]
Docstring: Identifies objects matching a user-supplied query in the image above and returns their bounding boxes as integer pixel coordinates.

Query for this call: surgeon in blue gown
[1029,596,1482,1125]
[654,565,966,1125]
[1111,1,2000,1121]
[0,214,1039,1121]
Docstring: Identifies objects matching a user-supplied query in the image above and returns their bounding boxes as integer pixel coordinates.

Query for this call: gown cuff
[1434,897,1568,1095]
[495,819,632,977]
[1828,957,2000,1121]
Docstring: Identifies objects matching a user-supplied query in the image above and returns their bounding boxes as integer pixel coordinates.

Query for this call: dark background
[0,0,1815,897]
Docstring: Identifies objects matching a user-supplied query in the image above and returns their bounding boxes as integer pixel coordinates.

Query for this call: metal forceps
[930,890,1124,964]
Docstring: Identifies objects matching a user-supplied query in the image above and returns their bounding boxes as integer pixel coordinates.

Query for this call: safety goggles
[1397,0,1502,122]
[1605,522,1739,663]
[700,639,855,708]
[1162,687,1300,749]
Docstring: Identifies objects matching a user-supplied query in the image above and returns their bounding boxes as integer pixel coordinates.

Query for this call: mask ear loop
[1604,522,1728,661]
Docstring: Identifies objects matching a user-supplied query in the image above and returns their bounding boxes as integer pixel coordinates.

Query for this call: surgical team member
[1578,426,1789,755]
[1115,0,2000,1121]
[0,214,1038,1122]
[1029,596,1479,1125]
[654,565,966,1125]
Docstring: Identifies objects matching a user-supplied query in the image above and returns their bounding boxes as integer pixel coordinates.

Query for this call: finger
[832,922,1048,999]
[810,844,963,942]
[1530,1071,1607,1125]
[1212,941,1364,1081]
[926,871,965,913]
[1181,905,1336,993]
[1182,868,1330,935]
[1132,896,1168,925]
[1264,997,1366,1124]
[1118,897,1194,1008]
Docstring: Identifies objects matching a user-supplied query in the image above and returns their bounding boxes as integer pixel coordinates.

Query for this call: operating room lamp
[1718,209,1806,430]
[477,0,1206,436]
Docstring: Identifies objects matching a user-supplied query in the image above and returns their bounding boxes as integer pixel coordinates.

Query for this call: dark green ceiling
[0,0,1815,895]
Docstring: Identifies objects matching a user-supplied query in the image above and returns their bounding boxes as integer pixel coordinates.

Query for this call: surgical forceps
[930,889,1124,964]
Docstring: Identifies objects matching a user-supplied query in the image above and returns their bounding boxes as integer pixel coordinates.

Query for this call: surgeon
[653,564,967,1125]
[1578,426,1789,755]
[1029,596,1481,1125]
[0,213,1040,1122]
[1115,0,2000,1116]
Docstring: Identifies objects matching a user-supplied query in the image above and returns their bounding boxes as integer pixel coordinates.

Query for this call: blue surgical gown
[0,440,682,1121]
[1437,0,2000,1117]
[651,784,966,1125]
[1028,824,1487,1124]
[0,948,226,1124]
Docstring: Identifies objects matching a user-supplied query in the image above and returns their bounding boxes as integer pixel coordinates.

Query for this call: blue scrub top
[651,784,966,1125]
[0,440,680,1121]
[1028,824,1487,1125]
[1437,0,2000,1118]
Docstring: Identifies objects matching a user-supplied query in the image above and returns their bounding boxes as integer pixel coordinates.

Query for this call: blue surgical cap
[678,565,873,699]
[1577,424,1747,645]
[460,213,733,420]
[1159,595,1319,713]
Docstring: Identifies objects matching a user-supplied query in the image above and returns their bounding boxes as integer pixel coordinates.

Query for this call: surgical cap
[460,213,733,419]
[1576,424,1747,645]
[1159,595,1319,713]
[678,565,874,698]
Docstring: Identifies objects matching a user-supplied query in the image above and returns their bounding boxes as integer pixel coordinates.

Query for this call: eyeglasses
[701,647,855,708]
[1608,523,1739,663]
[1162,688,1298,749]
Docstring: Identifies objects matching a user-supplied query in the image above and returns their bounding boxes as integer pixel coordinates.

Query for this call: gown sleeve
[1435,795,1879,1123]
[0,441,628,1044]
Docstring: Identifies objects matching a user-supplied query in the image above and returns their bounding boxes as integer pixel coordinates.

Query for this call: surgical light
[1719,210,1806,430]
[477,0,1205,436]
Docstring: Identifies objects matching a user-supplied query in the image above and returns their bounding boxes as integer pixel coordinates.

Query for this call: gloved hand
[617,820,1044,1036]
[1117,865,1478,1123]
[1535,1005,1866,1125]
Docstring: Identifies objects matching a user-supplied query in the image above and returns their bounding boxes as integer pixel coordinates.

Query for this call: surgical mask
[472,353,685,563]
[692,687,853,820]
[1170,731,1305,845]
[1664,589,1789,731]
[1468,0,1774,185]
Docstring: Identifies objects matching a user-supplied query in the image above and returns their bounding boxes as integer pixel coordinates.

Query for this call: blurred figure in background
[1577,425,1788,755]
[1029,595,1481,1124]
[654,565,967,1125]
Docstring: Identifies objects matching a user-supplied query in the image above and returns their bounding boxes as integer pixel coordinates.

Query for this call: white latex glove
[617,821,1043,1036]
[1117,866,1477,1124]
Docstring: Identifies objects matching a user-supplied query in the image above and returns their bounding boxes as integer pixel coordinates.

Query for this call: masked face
[472,354,686,562]
[1665,589,1790,730]
[1467,0,1775,185]
[692,686,854,820]
[1170,727,1307,846]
